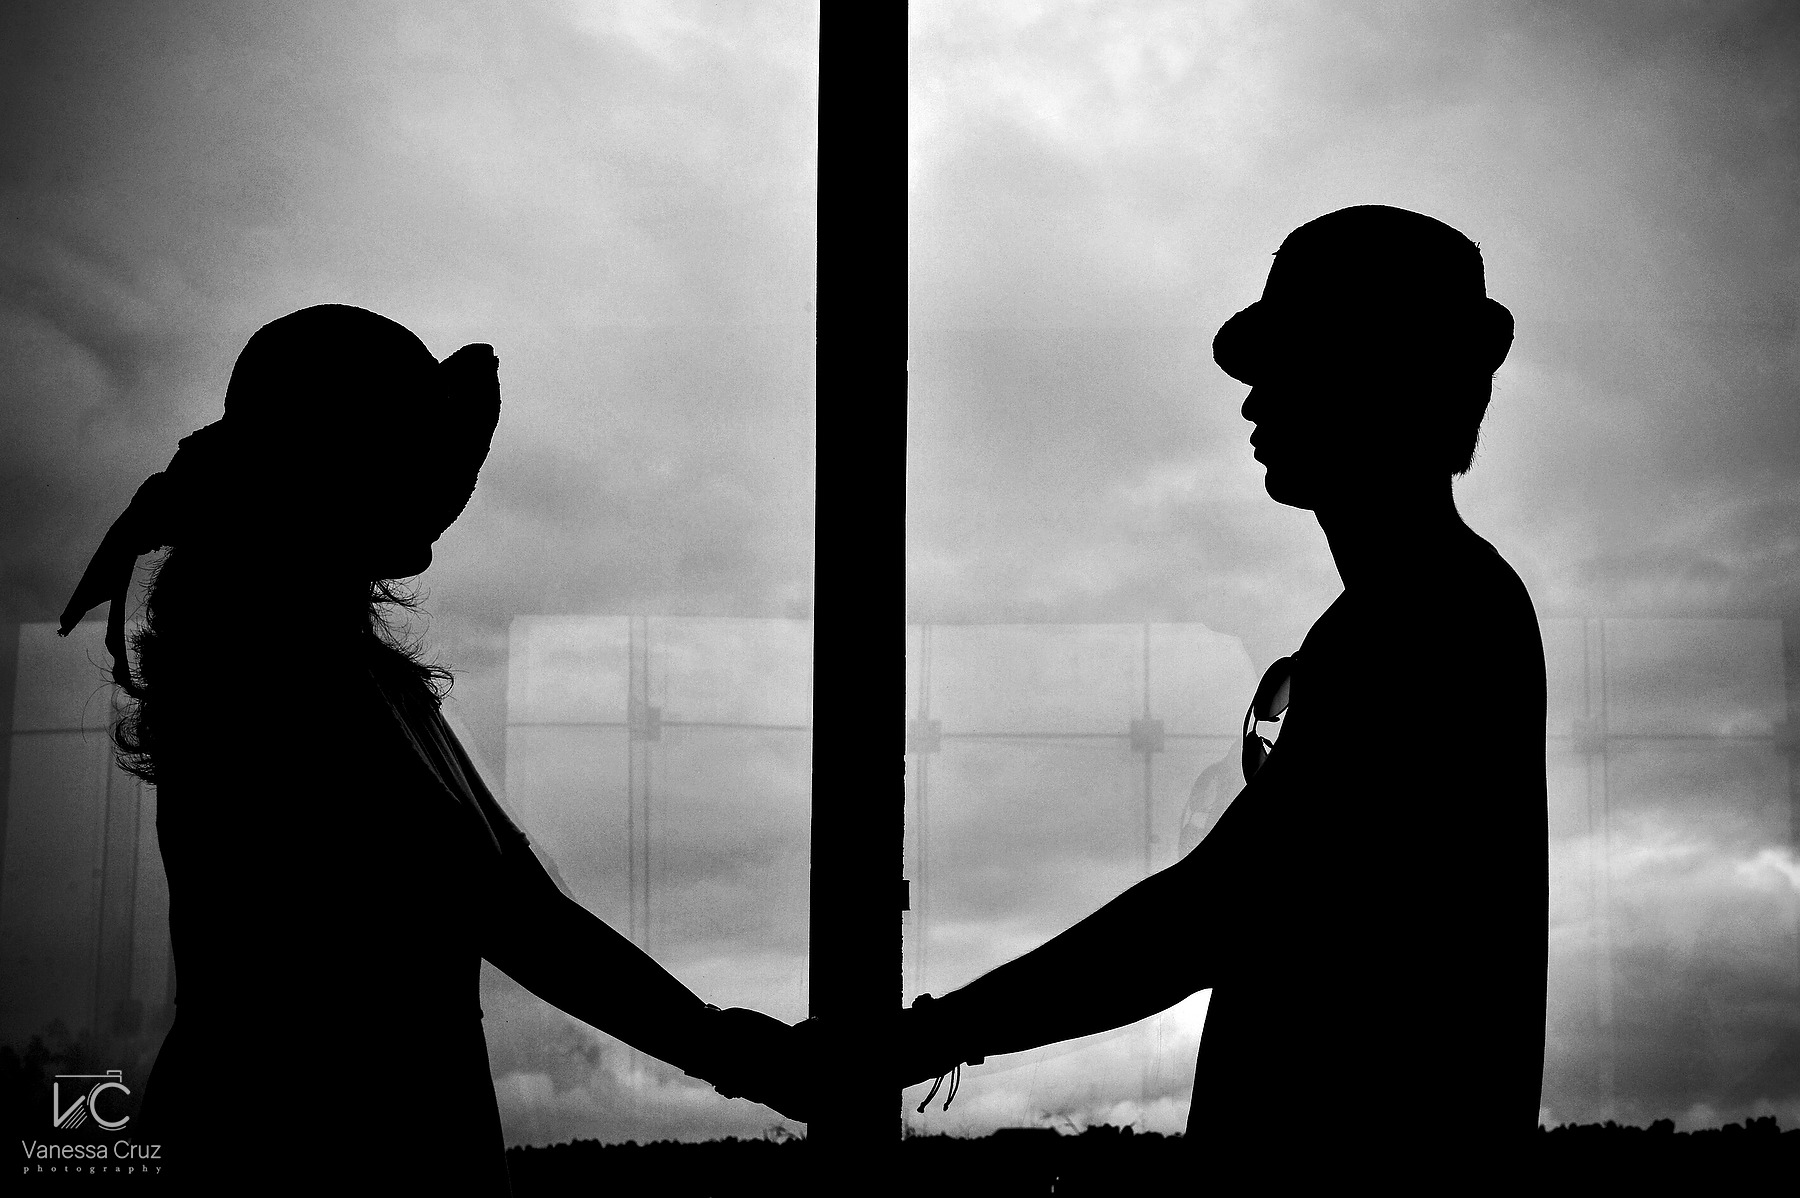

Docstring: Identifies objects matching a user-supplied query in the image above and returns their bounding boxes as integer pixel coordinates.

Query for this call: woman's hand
[686,1006,815,1123]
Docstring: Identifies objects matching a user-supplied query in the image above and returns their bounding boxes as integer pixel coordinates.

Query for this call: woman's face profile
[359,461,487,581]
[303,446,487,582]
[345,392,495,581]
[301,515,434,582]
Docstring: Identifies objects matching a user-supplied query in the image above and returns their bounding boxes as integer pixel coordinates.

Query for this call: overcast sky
[909,0,1799,667]
[4,0,1799,1149]
[0,0,817,1147]
[906,0,1800,1137]
[0,0,818,773]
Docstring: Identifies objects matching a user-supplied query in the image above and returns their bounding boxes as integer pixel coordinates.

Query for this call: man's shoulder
[1305,535,1544,693]
[1363,532,1539,635]
[1444,535,1541,646]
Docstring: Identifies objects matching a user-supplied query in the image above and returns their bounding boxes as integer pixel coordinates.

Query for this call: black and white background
[2,0,1797,1151]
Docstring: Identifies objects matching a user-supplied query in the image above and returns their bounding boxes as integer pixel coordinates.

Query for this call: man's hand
[898,996,981,1088]
[787,998,979,1099]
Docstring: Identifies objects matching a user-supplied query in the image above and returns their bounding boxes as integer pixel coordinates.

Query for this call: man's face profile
[1239,356,1399,511]
[1217,207,1514,508]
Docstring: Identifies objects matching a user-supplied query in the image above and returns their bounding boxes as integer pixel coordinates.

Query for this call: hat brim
[1213,297,1515,386]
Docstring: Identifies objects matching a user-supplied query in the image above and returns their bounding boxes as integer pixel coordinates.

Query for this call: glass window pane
[0,4,818,1153]
[902,622,1253,1133]
[493,615,812,1141]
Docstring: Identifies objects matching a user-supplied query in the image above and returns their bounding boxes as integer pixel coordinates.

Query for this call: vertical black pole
[809,4,905,1172]
[0,621,17,929]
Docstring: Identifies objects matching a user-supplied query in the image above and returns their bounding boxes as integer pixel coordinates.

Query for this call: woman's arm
[480,852,813,1118]
[480,867,722,1072]
[424,704,733,1075]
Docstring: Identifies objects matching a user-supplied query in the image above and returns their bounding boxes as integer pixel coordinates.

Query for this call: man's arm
[913,842,1228,1072]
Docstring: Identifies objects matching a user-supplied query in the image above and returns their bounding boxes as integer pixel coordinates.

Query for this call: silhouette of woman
[61,306,804,1191]
[891,207,1548,1179]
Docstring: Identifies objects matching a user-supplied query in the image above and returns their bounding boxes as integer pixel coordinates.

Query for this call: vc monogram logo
[52,1070,131,1132]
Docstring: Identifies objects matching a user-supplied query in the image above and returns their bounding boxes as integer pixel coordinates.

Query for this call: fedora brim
[1213,296,1515,386]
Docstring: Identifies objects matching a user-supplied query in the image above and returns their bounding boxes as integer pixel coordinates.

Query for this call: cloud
[1544,823,1800,1128]
[8,0,1799,1147]
[907,8,1800,1129]
[0,1,816,774]
[908,0,1800,641]
[1,0,819,1147]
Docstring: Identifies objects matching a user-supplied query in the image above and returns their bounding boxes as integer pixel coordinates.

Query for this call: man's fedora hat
[1213,205,1514,386]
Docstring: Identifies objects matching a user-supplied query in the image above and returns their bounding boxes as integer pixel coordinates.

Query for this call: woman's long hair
[113,549,452,784]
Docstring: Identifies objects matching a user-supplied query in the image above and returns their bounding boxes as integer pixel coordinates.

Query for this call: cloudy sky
[0,0,818,770]
[1,0,816,1147]
[909,0,1799,665]
[906,0,1799,1137]
[4,0,1800,1151]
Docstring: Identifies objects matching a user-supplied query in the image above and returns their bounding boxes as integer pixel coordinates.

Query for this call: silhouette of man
[894,206,1547,1178]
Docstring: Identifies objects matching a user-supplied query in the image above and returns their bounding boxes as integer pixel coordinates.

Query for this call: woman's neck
[286,573,374,647]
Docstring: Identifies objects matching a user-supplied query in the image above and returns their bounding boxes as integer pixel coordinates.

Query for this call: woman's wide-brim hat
[216,305,500,540]
[1213,205,1515,386]
[59,304,500,688]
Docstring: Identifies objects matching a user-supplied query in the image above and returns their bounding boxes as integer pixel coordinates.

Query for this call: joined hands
[685,995,981,1123]
[682,1006,816,1123]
